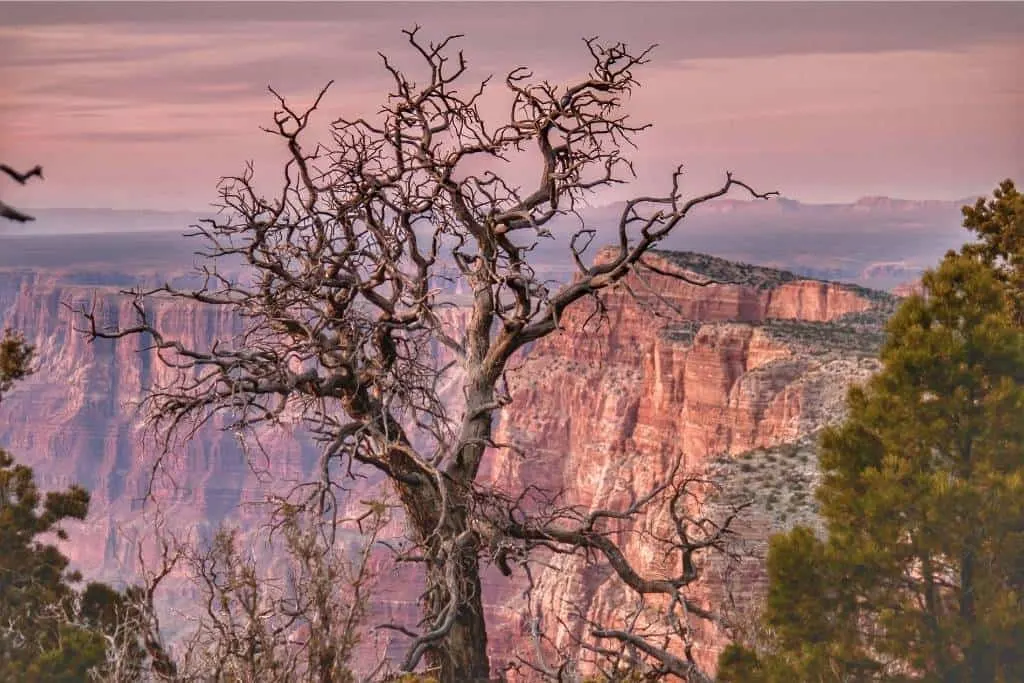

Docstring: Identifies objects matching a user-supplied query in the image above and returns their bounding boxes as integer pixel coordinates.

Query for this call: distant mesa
[892,279,924,297]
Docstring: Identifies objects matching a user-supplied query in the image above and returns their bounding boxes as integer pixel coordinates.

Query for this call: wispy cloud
[1,2,1021,209]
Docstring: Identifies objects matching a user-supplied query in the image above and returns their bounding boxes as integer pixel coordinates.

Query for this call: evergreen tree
[0,444,107,679]
[0,451,163,681]
[719,181,1024,682]
[961,179,1024,324]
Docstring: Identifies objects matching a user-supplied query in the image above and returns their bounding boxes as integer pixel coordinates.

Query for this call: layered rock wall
[0,249,896,677]
[485,250,892,674]
[0,270,321,584]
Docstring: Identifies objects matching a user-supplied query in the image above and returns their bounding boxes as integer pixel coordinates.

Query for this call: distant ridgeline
[1,193,968,290]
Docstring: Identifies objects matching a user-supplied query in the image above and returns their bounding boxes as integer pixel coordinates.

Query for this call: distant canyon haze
[2,194,973,291]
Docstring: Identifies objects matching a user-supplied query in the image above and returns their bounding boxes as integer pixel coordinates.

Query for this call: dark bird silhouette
[0,164,44,184]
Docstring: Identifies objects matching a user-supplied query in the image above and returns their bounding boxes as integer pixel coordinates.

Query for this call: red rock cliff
[483,250,891,676]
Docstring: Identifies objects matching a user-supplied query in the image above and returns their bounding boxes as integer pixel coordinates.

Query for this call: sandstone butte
[0,248,897,678]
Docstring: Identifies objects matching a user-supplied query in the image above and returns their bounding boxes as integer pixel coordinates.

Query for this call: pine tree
[961,179,1024,324]
[719,181,1024,682]
[0,445,107,680]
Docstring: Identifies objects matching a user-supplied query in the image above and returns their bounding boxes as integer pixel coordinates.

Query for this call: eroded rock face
[489,251,887,490]
[483,250,892,675]
[0,250,895,677]
[0,271,320,581]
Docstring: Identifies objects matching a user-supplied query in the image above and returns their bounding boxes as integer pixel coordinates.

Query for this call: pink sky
[1,2,1022,210]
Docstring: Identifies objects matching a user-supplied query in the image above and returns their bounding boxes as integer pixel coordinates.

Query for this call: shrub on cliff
[0,328,34,402]
[718,180,1024,682]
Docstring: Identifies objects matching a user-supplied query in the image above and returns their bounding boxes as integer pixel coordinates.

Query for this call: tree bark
[425,557,490,682]
[959,540,994,682]
[395,436,491,681]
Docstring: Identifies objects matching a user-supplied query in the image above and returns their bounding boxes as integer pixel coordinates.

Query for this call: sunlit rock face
[0,248,895,677]
[483,249,893,676]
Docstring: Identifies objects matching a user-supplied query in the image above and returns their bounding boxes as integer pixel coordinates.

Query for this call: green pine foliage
[0,448,107,680]
[719,181,1024,682]
[961,179,1024,324]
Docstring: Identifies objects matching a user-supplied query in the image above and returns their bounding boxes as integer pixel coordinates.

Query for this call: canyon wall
[0,270,321,578]
[0,248,896,677]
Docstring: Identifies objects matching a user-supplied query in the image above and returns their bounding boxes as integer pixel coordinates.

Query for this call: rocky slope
[0,247,897,677]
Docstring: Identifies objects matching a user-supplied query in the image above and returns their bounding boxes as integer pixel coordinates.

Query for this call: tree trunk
[959,543,995,681]
[426,558,490,682]
[396,462,491,682]
[417,372,495,681]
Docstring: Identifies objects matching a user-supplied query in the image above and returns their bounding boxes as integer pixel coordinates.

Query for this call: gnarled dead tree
[79,29,774,681]
[171,502,389,683]
[90,503,388,683]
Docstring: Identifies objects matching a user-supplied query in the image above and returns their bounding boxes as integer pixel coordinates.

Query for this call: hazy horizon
[9,192,988,216]
[1,2,1022,212]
